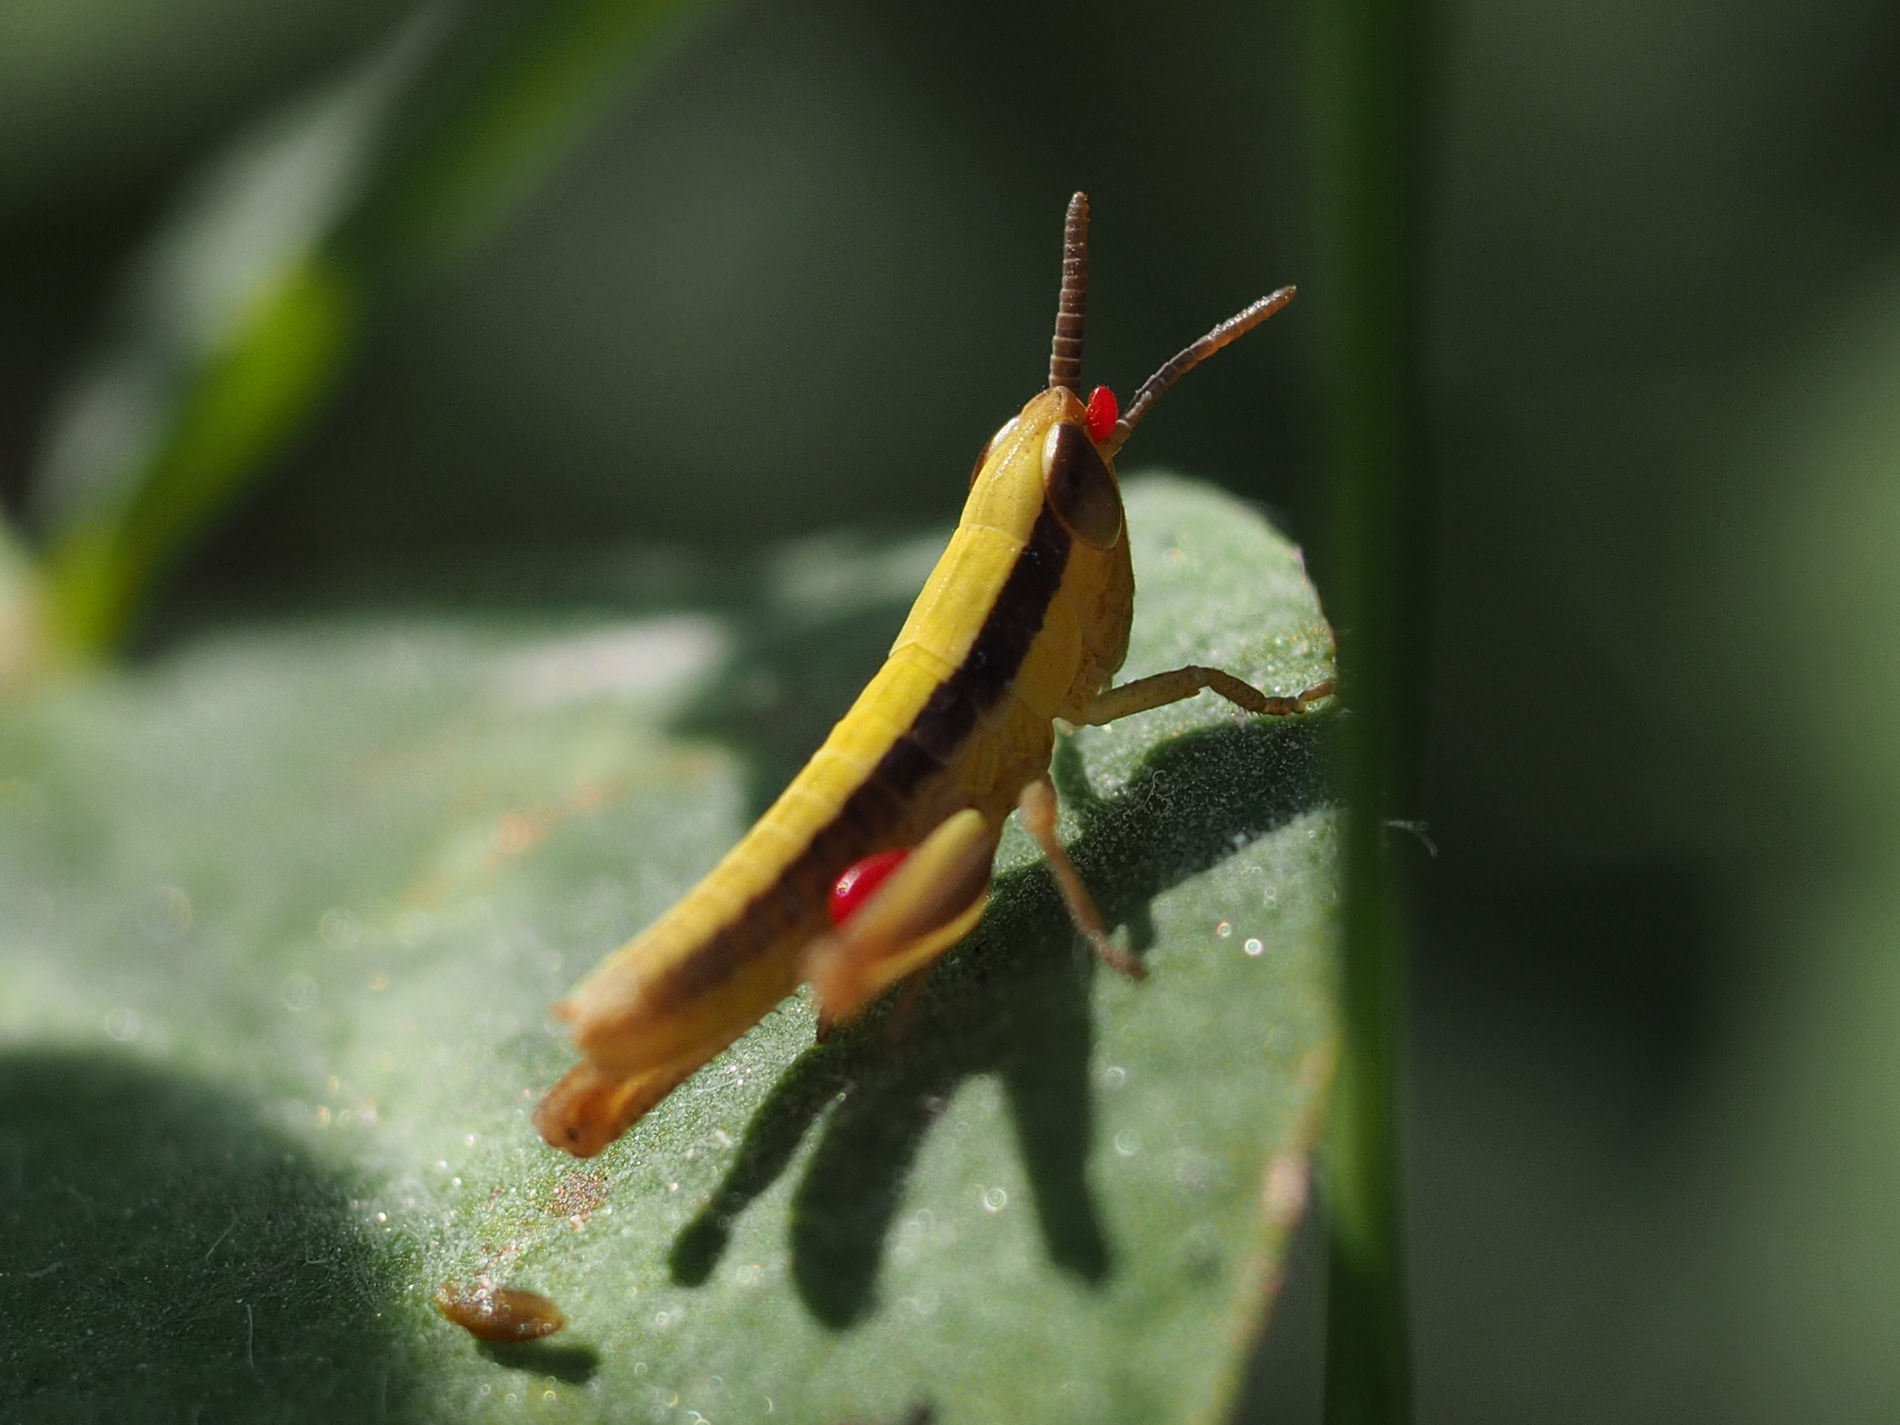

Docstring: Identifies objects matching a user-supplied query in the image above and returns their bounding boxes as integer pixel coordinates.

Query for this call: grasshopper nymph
[535,193,1333,1156]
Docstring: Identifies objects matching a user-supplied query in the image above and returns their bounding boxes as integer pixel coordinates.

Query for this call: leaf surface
[0,478,1338,1423]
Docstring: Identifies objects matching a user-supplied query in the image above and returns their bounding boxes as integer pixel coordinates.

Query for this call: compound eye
[1040,420,1123,547]
[969,417,1017,486]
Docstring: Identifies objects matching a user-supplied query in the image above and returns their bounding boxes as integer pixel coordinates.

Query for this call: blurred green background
[2,0,1897,1418]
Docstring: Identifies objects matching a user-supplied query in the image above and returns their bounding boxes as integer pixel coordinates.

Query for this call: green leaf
[0,478,1338,1422]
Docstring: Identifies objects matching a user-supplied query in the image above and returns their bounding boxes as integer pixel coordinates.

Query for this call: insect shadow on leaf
[667,709,1336,1327]
[475,1339,601,1384]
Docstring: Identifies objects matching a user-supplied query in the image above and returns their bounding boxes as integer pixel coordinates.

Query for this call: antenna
[1047,192,1089,391]
[1103,286,1297,455]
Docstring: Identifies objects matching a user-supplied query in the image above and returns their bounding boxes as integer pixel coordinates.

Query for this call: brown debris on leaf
[434,1279,567,1342]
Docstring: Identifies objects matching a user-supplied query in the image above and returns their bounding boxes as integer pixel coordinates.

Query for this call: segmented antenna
[1047,192,1089,391]
[1104,286,1297,454]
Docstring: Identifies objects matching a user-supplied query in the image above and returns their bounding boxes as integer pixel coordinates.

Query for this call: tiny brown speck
[547,1169,610,1222]
[435,1281,566,1342]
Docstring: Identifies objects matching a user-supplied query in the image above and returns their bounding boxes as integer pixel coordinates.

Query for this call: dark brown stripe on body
[949,503,1072,714]
[672,925,744,1000]
[656,502,1074,1006]
[834,499,1071,817]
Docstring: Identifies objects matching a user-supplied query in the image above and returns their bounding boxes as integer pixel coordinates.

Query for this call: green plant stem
[1308,0,1431,1420]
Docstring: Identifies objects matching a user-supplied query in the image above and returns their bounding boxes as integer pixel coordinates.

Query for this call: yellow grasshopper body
[535,194,1330,1157]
